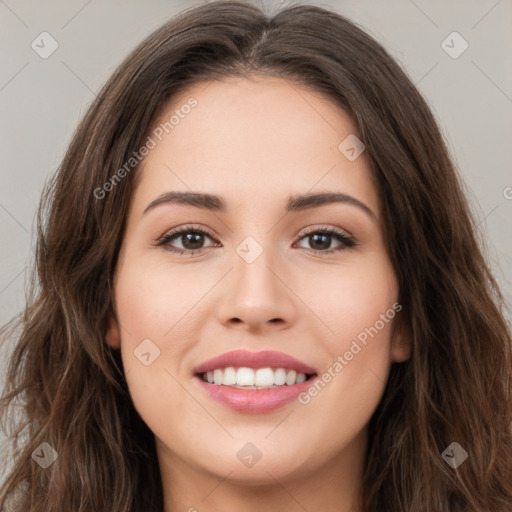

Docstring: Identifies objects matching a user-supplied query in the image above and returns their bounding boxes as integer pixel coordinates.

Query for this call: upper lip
[193,350,317,375]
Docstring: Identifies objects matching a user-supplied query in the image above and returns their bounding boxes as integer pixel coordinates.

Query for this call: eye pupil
[310,233,331,250]
[183,232,204,249]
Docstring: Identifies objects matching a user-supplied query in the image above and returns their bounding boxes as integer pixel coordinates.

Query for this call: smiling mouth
[196,367,317,390]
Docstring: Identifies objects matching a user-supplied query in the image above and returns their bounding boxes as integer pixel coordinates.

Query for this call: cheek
[114,259,201,342]
[113,261,197,415]
[305,254,398,347]
[298,301,397,466]
[298,256,398,418]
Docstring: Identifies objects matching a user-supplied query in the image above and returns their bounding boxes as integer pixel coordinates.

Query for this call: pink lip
[193,349,317,374]
[195,376,315,414]
[192,350,317,414]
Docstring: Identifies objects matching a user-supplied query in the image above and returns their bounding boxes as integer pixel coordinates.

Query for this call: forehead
[132,76,378,217]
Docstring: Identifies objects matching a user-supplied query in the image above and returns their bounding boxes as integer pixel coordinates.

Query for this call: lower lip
[194,375,316,413]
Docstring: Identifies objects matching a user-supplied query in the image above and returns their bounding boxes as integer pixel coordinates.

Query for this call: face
[106,76,409,491]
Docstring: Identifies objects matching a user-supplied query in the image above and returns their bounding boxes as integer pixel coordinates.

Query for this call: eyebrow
[143,191,376,221]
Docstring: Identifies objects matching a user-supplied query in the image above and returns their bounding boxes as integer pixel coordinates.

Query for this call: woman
[1,1,511,511]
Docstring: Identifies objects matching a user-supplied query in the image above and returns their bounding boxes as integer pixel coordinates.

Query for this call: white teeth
[296,373,306,384]
[236,367,255,386]
[222,367,237,385]
[274,368,287,385]
[285,370,297,385]
[255,368,274,387]
[201,367,310,388]
[213,369,223,385]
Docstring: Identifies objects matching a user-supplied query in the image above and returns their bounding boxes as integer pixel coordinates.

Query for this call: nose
[214,241,298,333]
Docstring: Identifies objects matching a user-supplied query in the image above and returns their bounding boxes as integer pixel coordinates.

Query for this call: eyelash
[155,224,357,256]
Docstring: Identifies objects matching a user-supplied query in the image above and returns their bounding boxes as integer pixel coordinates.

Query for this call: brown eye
[307,233,333,251]
[294,228,357,254]
[156,227,218,254]
[173,231,206,250]
[156,225,356,256]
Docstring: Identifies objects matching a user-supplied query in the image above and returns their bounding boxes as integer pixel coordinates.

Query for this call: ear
[390,309,411,363]
[105,315,121,350]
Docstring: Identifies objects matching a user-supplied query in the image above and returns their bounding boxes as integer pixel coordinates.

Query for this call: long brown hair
[1,1,511,510]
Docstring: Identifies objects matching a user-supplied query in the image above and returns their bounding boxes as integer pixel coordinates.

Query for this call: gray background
[1,0,511,476]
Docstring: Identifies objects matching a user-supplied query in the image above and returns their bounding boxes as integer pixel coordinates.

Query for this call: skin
[106,76,410,512]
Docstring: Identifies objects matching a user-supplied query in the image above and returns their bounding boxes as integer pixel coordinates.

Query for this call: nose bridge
[232,232,281,304]
[229,202,280,284]
[214,229,297,330]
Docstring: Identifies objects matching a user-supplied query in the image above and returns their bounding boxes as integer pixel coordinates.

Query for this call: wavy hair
[1,1,511,510]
